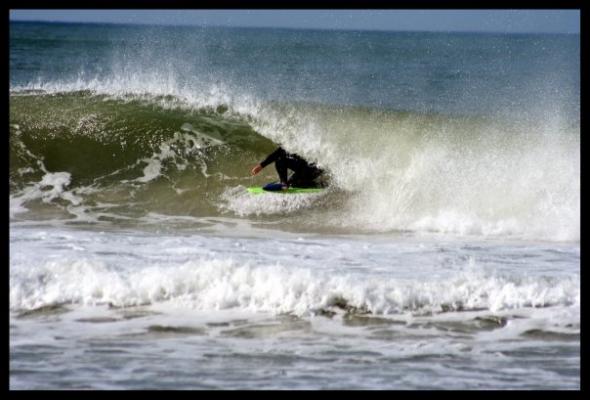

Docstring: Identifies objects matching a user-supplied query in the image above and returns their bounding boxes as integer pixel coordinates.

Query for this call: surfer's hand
[251,164,263,176]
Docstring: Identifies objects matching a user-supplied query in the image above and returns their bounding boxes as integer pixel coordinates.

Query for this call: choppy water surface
[10,21,579,389]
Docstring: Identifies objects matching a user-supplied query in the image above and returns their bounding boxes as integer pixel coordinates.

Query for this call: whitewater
[9,21,580,389]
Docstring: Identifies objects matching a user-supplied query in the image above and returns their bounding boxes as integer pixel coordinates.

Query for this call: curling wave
[9,85,579,241]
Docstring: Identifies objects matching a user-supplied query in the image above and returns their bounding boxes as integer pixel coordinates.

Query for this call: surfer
[250,147,325,189]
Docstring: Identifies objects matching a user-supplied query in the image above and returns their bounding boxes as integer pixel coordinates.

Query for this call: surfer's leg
[274,157,289,184]
[288,169,320,188]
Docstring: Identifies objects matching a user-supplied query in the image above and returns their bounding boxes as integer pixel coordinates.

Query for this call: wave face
[9,22,580,241]
[10,90,273,218]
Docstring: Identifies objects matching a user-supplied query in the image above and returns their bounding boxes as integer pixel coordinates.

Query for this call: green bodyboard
[247,187,324,194]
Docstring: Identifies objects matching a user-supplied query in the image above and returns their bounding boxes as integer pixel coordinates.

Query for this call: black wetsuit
[260,147,324,188]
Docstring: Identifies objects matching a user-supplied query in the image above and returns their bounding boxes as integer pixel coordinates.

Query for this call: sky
[9,10,580,34]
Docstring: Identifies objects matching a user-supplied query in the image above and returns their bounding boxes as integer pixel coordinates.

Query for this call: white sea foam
[10,253,579,317]
[133,129,227,183]
[219,186,325,216]
[10,172,83,217]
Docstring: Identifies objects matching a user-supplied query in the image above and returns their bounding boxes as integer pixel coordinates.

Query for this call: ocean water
[9,21,580,389]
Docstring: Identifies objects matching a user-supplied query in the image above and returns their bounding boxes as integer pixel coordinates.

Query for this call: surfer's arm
[252,147,288,181]
[260,147,286,168]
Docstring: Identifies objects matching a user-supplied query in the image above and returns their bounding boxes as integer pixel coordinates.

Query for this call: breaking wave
[9,83,579,241]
